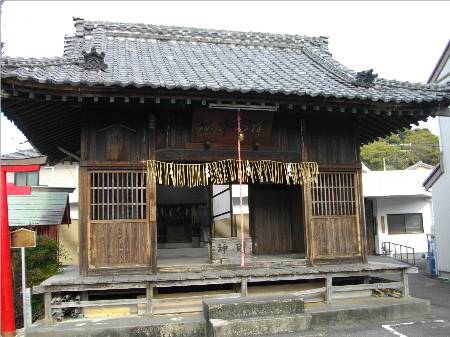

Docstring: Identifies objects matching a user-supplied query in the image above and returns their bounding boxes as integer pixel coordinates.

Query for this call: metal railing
[381,242,416,265]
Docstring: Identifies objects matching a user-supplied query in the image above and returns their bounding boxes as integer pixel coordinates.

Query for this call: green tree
[402,128,440,166]
[361,128,439,170]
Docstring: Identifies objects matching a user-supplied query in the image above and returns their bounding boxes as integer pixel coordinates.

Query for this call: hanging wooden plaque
[191,109,274,145]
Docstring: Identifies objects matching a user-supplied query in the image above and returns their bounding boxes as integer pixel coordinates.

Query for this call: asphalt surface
[309,258,450,337]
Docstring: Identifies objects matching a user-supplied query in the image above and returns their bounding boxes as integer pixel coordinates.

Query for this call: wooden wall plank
[311,216,359,258]
[90,221,149,267]
[306,116,358,164]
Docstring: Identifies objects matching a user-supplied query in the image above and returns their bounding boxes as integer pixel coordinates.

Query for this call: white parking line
[382,322,415,337]
[381,320,447,337]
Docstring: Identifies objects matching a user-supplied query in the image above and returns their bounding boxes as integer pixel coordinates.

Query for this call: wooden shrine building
[1,18,449,320]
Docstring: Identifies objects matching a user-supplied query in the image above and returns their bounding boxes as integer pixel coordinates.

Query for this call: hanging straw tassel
[144,159,318,187]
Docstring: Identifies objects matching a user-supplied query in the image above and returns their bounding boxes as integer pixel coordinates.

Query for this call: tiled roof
[1,18,449,104]
[1,148,42,160]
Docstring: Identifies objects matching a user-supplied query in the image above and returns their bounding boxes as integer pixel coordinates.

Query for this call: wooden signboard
[11,228,36,248]
[191,109,274,145]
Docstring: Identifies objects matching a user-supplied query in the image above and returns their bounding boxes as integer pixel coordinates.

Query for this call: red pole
[1,169,15,337]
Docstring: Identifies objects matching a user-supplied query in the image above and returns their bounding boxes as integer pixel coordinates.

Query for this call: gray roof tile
[1,148,42,160]
[1,18,449,103]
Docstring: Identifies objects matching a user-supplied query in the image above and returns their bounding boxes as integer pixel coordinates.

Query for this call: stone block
[309,297,431,328]
[209,314,311,337]
[26,315,207,337]
[209,238,252,264]
[203,294,305,321]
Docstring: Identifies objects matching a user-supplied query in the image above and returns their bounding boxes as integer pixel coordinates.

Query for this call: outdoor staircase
[203,294,311,337]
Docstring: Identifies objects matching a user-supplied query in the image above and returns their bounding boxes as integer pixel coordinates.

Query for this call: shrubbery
[12,235,65,327]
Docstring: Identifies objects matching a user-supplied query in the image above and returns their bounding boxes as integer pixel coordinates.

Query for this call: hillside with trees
[360,128,440,171]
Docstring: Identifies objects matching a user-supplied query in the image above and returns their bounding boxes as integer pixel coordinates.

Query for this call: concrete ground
[306,256,450,337]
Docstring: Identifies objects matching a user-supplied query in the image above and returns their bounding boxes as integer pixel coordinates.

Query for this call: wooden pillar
[78,166,89,276]
[145,283,154,316]
[300,118,314,266]
[241,277,248,297]
[44,292,52,320]
[148,114,157,274]
[325,274,333,304]
[303,182,313,265]
[357,170,368,263]
[401,269,410,297]
[80,291,88,301]
[354,117,368,264]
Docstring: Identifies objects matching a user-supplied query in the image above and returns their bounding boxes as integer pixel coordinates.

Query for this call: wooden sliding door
[308,171,363,263]
[88,170,150,269]
[250,184,304,255]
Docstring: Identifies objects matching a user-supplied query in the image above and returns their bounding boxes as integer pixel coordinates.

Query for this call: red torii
[1,163,40,337]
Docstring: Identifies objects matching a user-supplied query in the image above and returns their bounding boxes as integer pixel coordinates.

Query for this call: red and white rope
[237,110,246,269]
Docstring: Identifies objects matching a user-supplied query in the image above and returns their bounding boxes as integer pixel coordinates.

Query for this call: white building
[363,162,433,256]
[39,161,79,265]
[424,40,450,278]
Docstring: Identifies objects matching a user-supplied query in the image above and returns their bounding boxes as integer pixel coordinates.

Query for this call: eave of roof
[0,149,47,166]
[423,163,444,190]
[428,40,450,84]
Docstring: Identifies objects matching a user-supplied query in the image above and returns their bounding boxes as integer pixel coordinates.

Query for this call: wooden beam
[57,147,81,161]
[155,149,303,162]
[332,281,403,292]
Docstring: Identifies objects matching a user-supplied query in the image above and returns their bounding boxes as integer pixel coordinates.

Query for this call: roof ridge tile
[76,18,329,51]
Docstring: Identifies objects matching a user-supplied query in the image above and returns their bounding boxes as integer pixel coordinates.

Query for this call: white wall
[432,116,450,274]
[374,196,432,254]
[39,162,79,219]
[363,169,431,198]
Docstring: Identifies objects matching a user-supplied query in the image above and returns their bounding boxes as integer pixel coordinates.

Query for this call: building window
[14,171,39,186]
[387,213,423,234]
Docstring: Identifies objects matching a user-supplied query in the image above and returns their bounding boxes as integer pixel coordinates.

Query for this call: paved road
[311,258,450,337]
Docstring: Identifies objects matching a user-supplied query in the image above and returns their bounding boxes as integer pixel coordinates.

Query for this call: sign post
[11,228,36,330]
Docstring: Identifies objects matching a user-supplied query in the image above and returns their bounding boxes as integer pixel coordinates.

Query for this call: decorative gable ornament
[353,69,378,87]
[80,47,107,70]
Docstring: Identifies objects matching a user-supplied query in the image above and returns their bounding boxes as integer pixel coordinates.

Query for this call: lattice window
[311,172,356,216]
[90,171,147,220]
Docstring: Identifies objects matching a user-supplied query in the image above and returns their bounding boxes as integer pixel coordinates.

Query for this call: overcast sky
[1,1,449,154]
